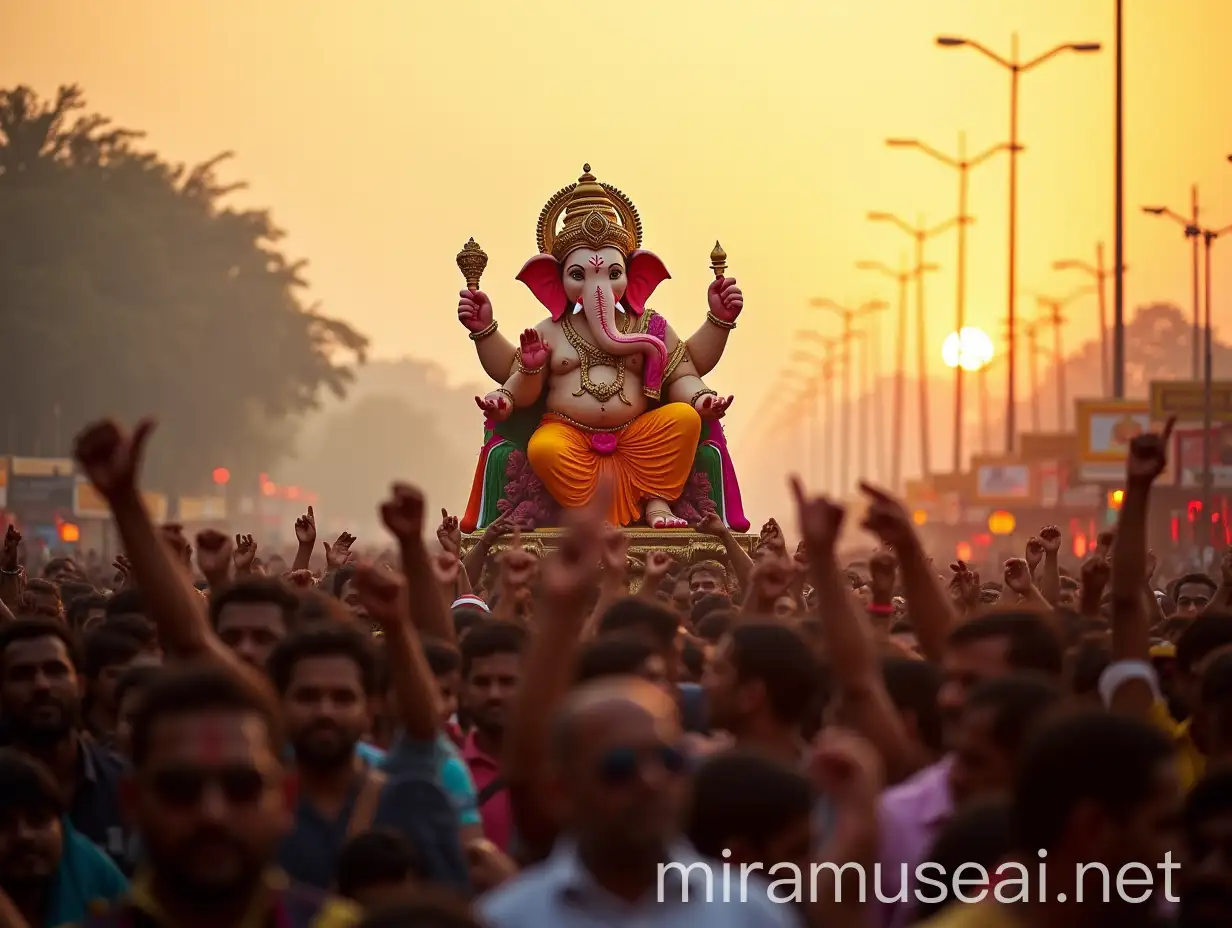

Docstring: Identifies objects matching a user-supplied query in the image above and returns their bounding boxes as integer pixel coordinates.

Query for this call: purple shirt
[875,756,953,928]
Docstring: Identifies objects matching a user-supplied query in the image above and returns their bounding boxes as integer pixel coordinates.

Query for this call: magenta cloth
[702,421,750,532]
[643,313,667,395]
[589,432,619,455]
[875,755,954,928]
[462,731,513,852]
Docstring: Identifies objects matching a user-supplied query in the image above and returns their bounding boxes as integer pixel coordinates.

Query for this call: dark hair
[104,589,145,617]
[65,593,110,632]
[458,621,527,679]
[130,663,283,767]
[335,827,426,898]
[0,748,64,819]
[1069,642,1112,699]
[451,606,488,639]
[727,623,822,727]
[1176,613,1232,674]
[882,658,944,754]
[1059,575,1080,592]
[947,611,1063,678]
[266,623,380,696]
[99,613,159,650]
[24,577,60,598]
[114,663,163,710]
[357,893,480,928]
[1184,768,1232,832]
[81,628,145,681]
[293,589,352,625]
[596,597,678,650]
[209,578,299,629]
[686,750,814,858]
[688,560,727,581]
[422,637,462,677]
[575,637,656,685]
[1199,651,1232,707]
[691,594,733,626]
[1169,573,1218,599]
[695,610,734,644]
[0,619,81,673]
[964,675,1065,755]
[57,581,97,606]
[1012,710,1175,852]
[913,798,1012,923]
[43,557,76,579]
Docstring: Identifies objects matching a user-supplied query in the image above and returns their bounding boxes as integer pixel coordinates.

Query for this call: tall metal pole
[1113,0,1126,397]
[866,314,885,483]
[915,229,932,477]
[1096,242,1109,395]
[893,267,908,491]
[856,331,871,484]
[1025,323,1041,433]
[954,132,970,473]
[1192,185,1202,380]
[824,363,836,494]
[1203,231,1214,550]
[1007,32,1021,448]
[978,363,991,452]
[841,314,852,493]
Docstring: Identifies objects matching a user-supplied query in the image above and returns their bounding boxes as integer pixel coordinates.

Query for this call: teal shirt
[48,819,128,927]
[357,737,481,828]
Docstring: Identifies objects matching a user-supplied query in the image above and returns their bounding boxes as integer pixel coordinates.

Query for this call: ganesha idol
[455,164,750,532]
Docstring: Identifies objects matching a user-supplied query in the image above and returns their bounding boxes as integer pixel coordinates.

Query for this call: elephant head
[516,247,670,369]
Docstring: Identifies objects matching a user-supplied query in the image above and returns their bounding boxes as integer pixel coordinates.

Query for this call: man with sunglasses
[480,677,800,927]
[77,664,359,928]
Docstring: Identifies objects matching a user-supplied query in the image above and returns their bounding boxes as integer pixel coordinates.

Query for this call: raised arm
[684,277,742,376]
[459,289,518,384]
[475,328,550,422]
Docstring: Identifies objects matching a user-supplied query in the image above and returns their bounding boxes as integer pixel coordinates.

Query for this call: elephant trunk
[583,281,668,374]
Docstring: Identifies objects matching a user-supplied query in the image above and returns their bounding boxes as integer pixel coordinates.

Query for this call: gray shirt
[479,838,803,928]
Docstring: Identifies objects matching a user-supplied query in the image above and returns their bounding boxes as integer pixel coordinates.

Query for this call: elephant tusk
[572,301,583,314]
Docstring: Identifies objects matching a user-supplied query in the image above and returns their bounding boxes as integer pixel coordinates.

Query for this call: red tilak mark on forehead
[588,255,605,269]
[199,719,227,765]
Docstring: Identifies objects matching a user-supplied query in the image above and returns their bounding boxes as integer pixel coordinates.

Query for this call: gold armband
[469,320,499,341]
[706,311,737,331]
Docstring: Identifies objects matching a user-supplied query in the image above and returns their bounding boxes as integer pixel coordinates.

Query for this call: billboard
[1075,399,1154,483]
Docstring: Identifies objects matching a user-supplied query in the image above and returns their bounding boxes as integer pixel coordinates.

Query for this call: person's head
[686,750,813,867]
[334,827,425,910]
[332,566,368,623]
[703,622,821,738]
[596,597,678,663]
[357,892,482,928]
[81,626,148,718]
[267,624,378,771]
[210,579,300,669]
[1057,575,1080,609]
[881,658,945,759]
[20,578,62,620]
[948,675,1066,805]
[127,664,290,907]
[1174,613,1232,720]
[0,619,83,747]
[668,574,692,617]
[103,589,146,629]
[1068,641,1112,708]
[100,613,160,655]
[550,677,687,858]
[459,621,527,740]
[937,611,1063,746]
[1012,711,1180,915]
[575,637,670,698]
[1173,573,1218,618]
[422,637,462,723]
[0,749,65,893]
[42,558,76,584]
[1194,651,1232,761]
[688,561,727,605]
[451,605,488,641]
[1180,769,1232,928]
[113,664,163,759]
[912,798,1012,924]
[65,592,109,634]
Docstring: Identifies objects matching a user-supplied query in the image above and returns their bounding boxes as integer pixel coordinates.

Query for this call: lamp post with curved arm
[886,134,1012,474]
[1054,243,1130,393]
[936,33,1102,448]
[868,213,961,478]
[857,257,940,492]
[1029,287,1096,431]
[795,334,843,492]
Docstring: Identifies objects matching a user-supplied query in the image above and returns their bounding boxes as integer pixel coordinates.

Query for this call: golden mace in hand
[456,237,489,291]
[710,240,728,280]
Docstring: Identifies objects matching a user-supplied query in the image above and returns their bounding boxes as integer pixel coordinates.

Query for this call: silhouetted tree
[0,85,366,492]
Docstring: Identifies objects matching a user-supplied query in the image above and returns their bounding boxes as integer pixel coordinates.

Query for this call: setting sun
[942,327,995,372]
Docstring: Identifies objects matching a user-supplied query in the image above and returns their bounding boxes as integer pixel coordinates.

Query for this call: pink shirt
[462,730,513,851]
[875,756,954,928]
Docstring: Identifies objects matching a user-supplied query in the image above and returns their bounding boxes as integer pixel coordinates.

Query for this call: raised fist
[707,277,744,324]
[458,290,494,334]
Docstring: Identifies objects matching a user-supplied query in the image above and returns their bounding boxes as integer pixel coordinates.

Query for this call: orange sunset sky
[4,0,1231,469]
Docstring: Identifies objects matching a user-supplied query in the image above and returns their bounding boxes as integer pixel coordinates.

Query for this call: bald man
[479,677,802,927]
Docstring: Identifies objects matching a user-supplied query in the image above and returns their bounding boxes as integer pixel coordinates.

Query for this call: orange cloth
[527,402,702,526]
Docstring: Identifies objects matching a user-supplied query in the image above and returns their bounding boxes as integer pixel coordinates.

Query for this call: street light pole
[797,333,842,493]
[885,134,1010,474]
[1031,288,1093,431]
[1114,0,1126,397]
[1143,197,1204,381]
[868,212,960,478]
[1053,243,1127,396]
[936,32,1102,450]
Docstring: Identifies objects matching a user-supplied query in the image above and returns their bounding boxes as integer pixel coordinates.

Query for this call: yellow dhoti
[527,402,703,527]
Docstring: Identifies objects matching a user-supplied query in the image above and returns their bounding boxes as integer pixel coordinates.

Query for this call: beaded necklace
[561,313,632,405]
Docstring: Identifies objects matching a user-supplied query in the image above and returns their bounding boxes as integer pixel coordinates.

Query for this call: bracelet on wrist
[469,320,499,341]
[494,388,515,406]
[518,362,546,376]
[706,311,737,331]
[690,388,719,407]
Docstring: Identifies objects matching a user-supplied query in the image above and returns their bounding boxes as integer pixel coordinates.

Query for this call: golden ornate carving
[536,165,643,261]
[710,240,727,279]
[456,237,488,291]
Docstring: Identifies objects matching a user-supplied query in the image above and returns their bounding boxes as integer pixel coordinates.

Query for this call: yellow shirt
[918,901,1020,928]
[1150,700,1205,791]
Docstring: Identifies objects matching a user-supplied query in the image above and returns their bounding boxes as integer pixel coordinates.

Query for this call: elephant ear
[623,250,671,316]
[516,255,568,320]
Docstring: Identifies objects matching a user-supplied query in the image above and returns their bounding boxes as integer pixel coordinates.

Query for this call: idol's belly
[545,367,649,429]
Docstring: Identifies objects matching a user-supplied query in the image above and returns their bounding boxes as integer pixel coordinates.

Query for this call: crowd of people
[0,413,1228,927]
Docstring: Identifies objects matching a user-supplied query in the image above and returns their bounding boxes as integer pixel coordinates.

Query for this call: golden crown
[536,164,643,262]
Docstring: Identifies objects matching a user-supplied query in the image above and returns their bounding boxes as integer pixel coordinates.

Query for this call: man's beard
[5,698,79,747]
[291,720,359,770]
